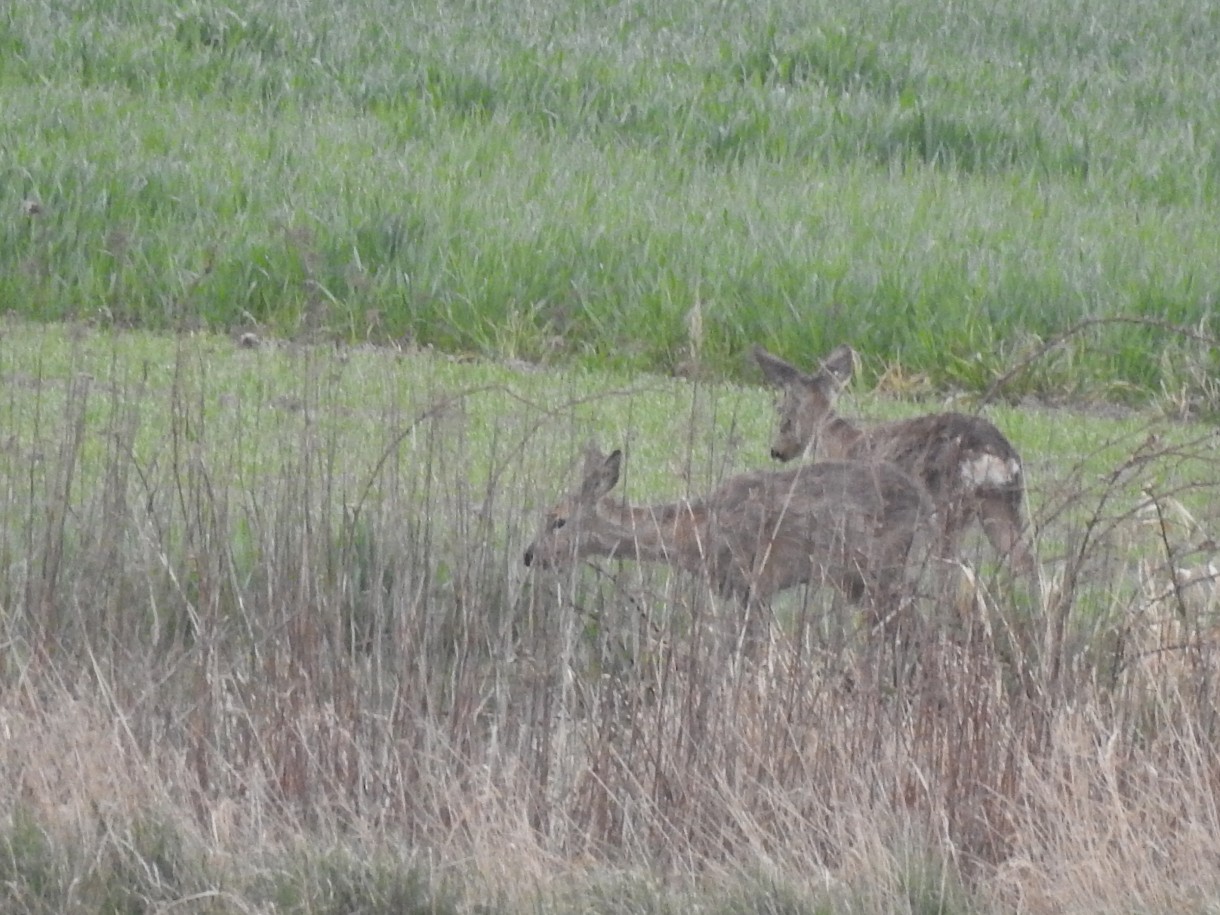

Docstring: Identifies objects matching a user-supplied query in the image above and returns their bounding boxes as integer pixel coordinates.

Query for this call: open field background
[0,320,1219,913]
[4,0,1220,910]
[2,0,1219,400]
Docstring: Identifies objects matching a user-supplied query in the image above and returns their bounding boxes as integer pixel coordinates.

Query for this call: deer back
[525,446,929,607]
[704,460,931,603]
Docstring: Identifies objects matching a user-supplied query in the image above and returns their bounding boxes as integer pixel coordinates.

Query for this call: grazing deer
[753,344,1035,577]
[523,445,931,630]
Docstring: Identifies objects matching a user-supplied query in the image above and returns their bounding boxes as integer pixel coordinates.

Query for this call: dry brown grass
[1,336,1219,913]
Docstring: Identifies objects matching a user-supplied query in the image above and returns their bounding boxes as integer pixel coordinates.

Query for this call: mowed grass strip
[2,0,1219,395]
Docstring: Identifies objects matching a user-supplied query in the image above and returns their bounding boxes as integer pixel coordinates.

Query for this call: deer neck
[596,497,713,574]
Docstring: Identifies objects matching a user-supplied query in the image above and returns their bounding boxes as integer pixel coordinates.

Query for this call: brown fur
[753,344,1035,576]
[523,446,931,615]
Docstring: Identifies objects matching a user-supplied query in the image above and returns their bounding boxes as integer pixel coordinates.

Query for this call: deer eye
[550,517,567,531]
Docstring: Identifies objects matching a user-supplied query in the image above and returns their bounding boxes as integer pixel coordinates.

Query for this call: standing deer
[523,445,931,630]
[753,344,1035,577]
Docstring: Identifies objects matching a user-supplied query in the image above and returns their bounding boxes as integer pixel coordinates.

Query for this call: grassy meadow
[2,0,1219,398]
[3,0,1220,910]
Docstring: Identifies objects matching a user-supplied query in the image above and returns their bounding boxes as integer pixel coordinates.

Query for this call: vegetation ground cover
[3,0,1220,909]
[2,0,1219,399]
[0,321,1218,912]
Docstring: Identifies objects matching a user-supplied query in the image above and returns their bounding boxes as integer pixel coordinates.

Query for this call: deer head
[523,446,623,569]
[753,344,856,462]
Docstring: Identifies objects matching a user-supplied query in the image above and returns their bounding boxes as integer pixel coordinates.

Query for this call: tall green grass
[2,0,1218,398]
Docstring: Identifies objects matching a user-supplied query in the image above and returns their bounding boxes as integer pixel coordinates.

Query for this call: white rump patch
[961,454,1021,488]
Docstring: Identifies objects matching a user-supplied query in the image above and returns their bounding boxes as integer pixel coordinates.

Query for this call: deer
[753,344,1036,578]
[523,444,932,637]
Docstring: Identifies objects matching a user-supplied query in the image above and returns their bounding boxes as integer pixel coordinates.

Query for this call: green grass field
[3,0,1219,399]
[3,0,1220,910]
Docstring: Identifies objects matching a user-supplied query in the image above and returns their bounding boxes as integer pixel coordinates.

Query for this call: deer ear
[581,442,608,475]
[821,345,857,387]
[580,448,622,501]
[753,345,807,388]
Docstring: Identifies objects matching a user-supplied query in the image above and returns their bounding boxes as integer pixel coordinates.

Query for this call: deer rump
[849,412,1024,505]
